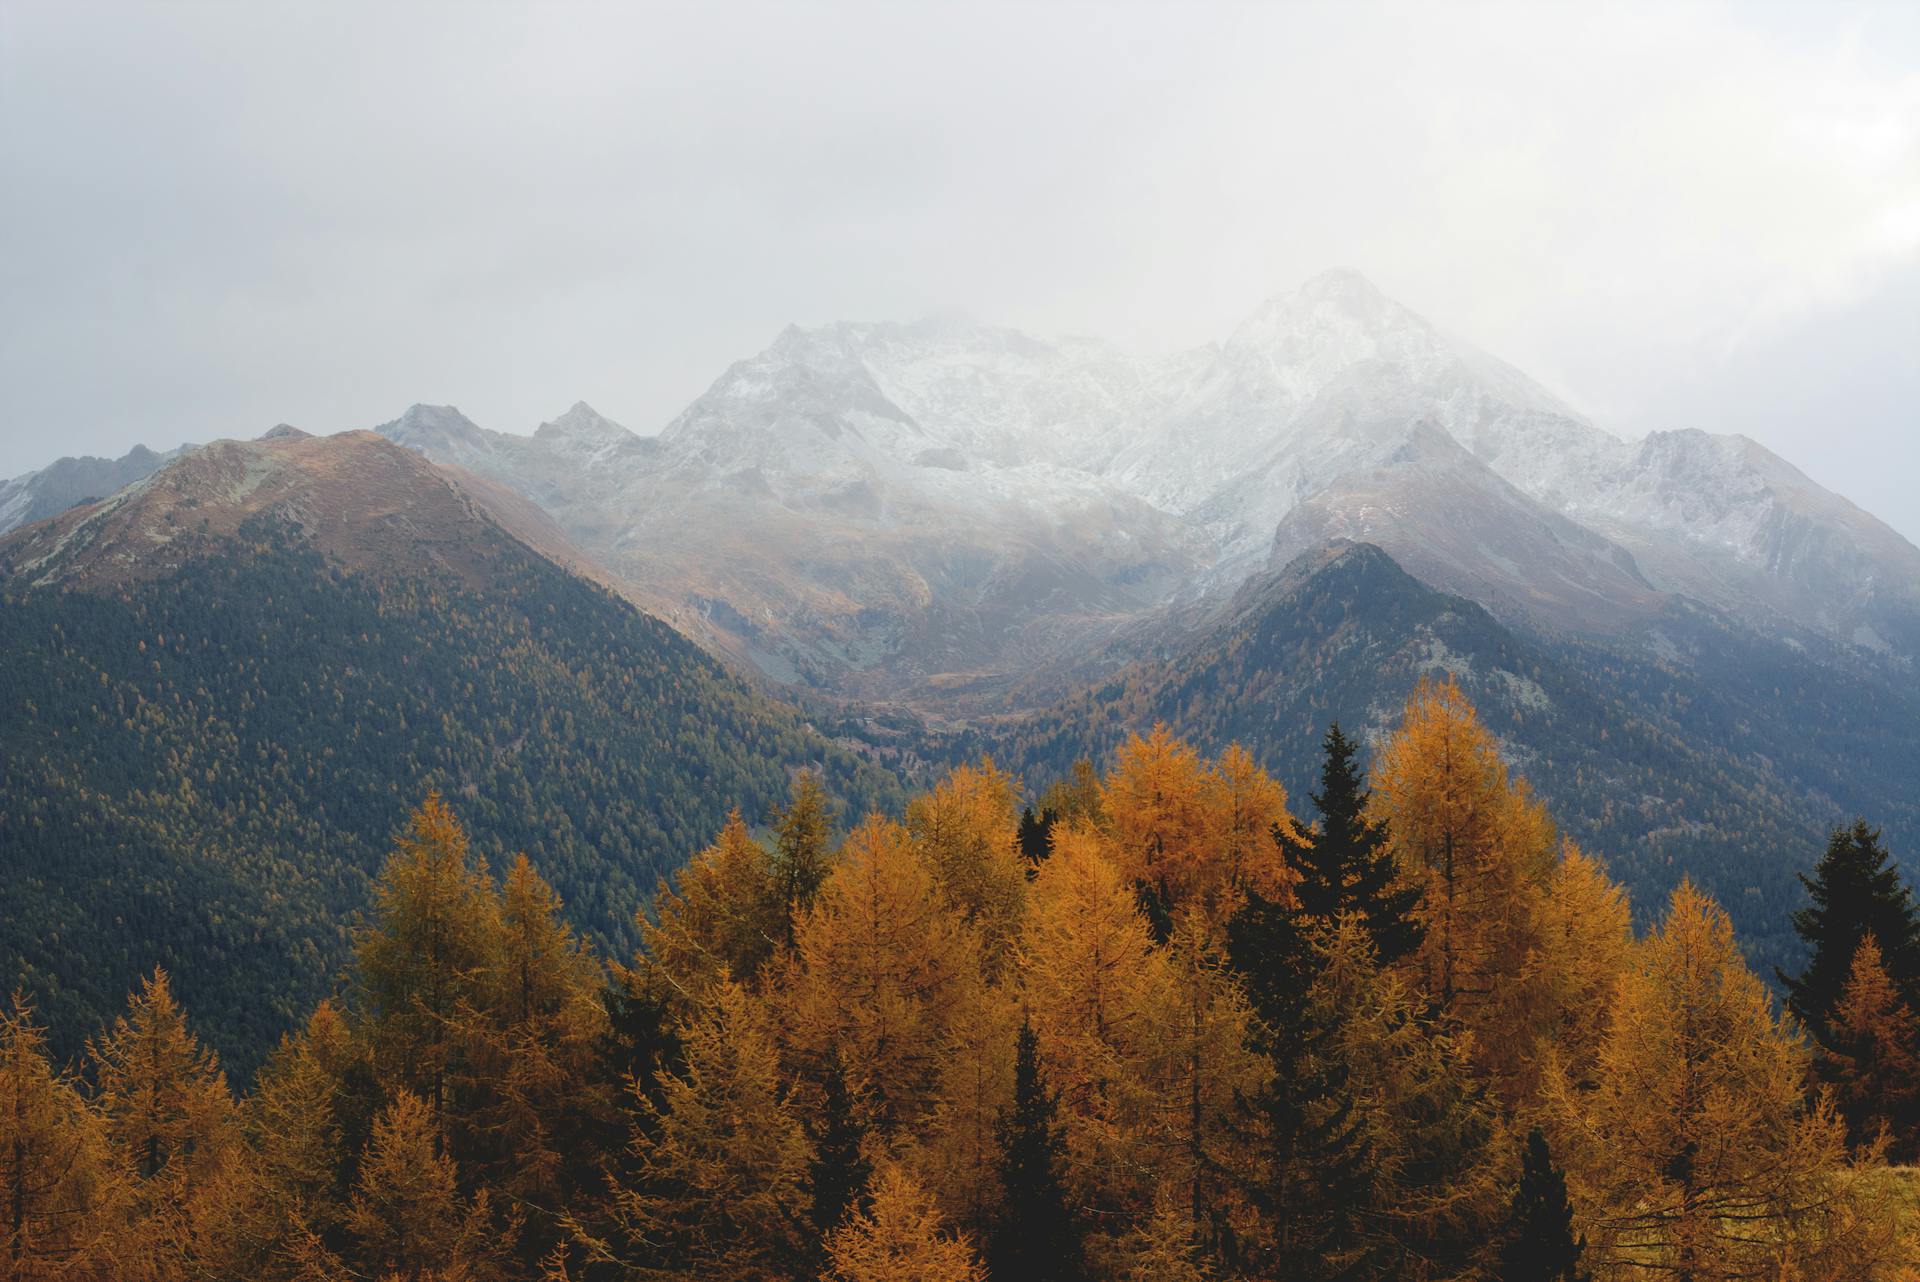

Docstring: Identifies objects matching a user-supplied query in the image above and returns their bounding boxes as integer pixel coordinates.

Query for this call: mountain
[987,541,1920,973]
[0,429,902,1070]
[0,441,187,536]
[12,270,1916,976]
[359,271,1920,715]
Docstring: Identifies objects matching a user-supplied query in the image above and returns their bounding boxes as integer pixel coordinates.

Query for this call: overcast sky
[3,1,1916,537]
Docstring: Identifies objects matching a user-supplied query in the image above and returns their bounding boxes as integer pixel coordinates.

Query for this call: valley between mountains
[3,269,1916,1061]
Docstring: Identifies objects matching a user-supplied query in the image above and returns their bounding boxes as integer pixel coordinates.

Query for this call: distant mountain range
[4,269,1917,1028]
[985,541,1920,975]
[10,271,1913,699]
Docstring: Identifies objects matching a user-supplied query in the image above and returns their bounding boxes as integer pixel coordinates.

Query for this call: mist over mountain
[7,270,1917,981]
[337,270,1920,703]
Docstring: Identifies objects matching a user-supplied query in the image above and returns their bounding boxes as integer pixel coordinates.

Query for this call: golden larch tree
[824,1163,987,1282]
[1542,880,1874,1281]
[591,979,810,1282]
[1371,677,1557,1086]
[0,993,121,1280]
[347,1087,506,1282]
[1102,727,1225,919]
[1515,841,1636,1102]
[906,758,1028,970]
[1017,820,1171,1214]
[911,980,1022,1236]
[781,814,984,1137]
[1207,742,1302,910]
[1822,933,1920,1162]
[356,793,504,1115]
[247,999,354,1241]
[460,853,613,1225]
[641,808,780,995]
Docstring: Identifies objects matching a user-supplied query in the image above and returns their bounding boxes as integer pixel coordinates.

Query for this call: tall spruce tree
[990,1020,1084,1282]
[1279,724,1424,966]
[1496,1128,1588,1282]
[1224,889,1375,1282]
[1017,806,1056,869]
[809,1055,873,1237]
[771,770,838,946]
[1782,819,1920,1048]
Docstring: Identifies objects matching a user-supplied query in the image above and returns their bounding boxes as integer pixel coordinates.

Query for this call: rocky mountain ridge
[8,270,1916,709]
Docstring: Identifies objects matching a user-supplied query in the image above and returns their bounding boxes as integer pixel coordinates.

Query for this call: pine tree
[1822,934,1920,1162]
[1224,890,1373,1282]
[807,1055,873,1237]
[770,770,838,946]
[1782,819,1920,1050]
[1280,723,1423,965]
[1314,916,1500,1277]
[1018,806,1057,869]
[989,1020,1085,1282]
[1495,1129,1587,1282]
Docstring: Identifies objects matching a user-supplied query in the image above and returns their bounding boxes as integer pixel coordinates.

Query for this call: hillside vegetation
[6,682,1917,1280]
[0,511,900,1071]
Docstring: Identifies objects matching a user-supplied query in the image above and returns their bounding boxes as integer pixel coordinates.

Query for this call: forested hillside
[6,683,1916,1280]
[989,542,1920,974]
[0,437,902,1071]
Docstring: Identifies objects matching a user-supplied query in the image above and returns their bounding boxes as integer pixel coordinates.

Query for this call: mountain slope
[0,430,902,1069]
[988,541,1920,973]
[357,271,1920,716]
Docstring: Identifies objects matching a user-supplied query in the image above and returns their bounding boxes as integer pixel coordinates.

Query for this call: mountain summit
[6,271,1914,703]
[342,272,1920,704]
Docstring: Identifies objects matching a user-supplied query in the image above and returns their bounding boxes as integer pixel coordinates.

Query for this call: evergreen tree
[1782,819,1920,1049]
[989,1020,1085,1282]
[770,770,838,946]
[1223,891,1374,1282]
[1281,724,1423,965]
[1496,1128,1587,1282]
[808,1055,872,1237]
[1017,806,1056,869]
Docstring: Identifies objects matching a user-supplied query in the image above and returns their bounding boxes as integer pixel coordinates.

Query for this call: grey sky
[3,1,1916,537]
